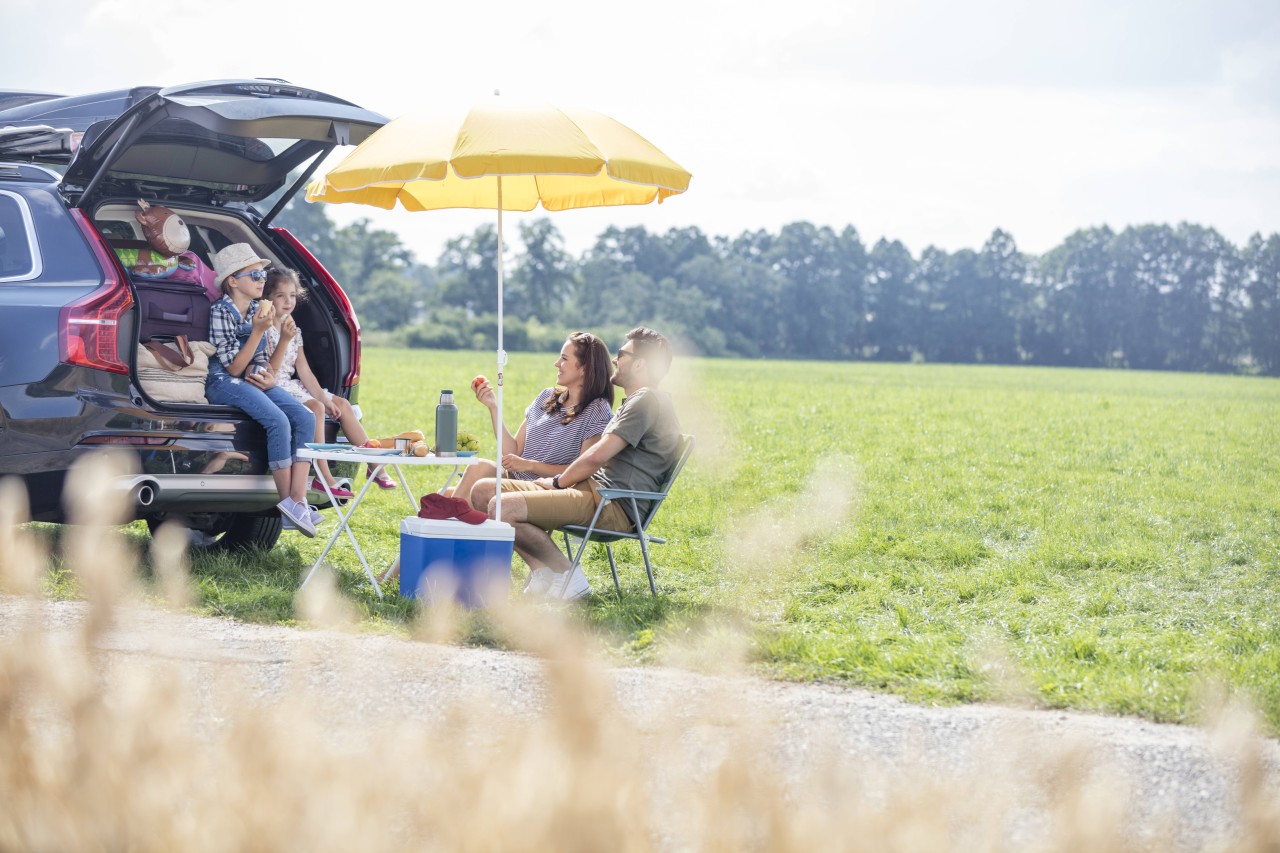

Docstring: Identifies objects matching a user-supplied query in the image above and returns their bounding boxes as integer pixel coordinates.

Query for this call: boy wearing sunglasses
[205,243,319,537]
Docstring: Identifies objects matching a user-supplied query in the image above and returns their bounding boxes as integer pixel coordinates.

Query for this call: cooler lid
[401,516,514,541]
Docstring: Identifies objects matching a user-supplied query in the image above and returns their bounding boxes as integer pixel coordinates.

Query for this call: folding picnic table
[297,448,476,599]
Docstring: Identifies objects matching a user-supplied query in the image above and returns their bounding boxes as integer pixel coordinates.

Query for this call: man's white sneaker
[523,567,555,596]
[551,565,592,601]
[277,498,316,538]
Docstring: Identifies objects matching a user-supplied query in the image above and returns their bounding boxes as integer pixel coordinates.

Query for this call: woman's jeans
[206,365,315,472]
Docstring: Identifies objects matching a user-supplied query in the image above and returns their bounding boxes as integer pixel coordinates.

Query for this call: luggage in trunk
[134,278,212,342]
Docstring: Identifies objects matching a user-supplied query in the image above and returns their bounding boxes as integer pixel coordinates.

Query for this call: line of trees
[275,199,1280,375]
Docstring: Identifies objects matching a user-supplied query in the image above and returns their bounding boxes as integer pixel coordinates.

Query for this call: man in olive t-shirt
[591,384,681,516]
[469,327,682,600]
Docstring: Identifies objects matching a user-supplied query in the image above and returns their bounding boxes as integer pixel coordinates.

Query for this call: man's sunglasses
[233,269,268,282]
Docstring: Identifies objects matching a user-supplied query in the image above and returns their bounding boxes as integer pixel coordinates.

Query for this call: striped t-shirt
[511,388,612,480]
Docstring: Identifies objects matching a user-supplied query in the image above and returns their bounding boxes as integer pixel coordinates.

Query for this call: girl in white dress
[264,268,396,497]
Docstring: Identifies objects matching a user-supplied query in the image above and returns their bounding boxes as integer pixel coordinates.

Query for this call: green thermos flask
[435,390,457,457]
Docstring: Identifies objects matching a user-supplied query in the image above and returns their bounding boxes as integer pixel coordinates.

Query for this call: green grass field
[61,347,1280,729]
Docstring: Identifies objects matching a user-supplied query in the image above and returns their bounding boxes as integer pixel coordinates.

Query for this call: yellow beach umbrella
[308,104,689,210]
[307,98,690,520]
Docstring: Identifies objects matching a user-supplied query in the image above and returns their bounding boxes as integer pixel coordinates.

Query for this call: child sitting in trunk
[262,267,396,495]
[205,245,318,537]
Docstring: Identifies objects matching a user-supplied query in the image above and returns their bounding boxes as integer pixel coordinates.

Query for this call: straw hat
[211,243,269,285]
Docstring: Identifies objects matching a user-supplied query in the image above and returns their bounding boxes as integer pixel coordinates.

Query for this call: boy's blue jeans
[206,366,315,472]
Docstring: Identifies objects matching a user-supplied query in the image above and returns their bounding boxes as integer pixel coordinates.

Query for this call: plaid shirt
[209,296,271,374]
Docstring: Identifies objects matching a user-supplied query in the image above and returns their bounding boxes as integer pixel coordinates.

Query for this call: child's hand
[324,397,342,419]
[247,368,276,390]
[253,301,275,332]
[280,314,297,340]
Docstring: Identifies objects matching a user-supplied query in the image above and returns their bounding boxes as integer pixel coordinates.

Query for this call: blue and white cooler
[399,517,514,607]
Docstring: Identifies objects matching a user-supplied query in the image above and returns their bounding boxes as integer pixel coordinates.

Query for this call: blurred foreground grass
[8,456,1279,851]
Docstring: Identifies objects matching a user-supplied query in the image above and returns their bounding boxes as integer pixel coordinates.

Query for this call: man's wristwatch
[551,475,563,489]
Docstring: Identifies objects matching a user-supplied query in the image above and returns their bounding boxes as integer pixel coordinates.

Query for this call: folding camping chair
[559,434,695,595]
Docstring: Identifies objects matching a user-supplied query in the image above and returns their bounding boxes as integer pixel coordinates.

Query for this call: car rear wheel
[145,510,282,553]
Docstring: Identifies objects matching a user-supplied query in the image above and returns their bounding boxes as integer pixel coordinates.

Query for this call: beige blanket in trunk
[136,340,216,404]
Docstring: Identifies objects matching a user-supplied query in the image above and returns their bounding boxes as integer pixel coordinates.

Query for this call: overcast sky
[4,0,1277,264]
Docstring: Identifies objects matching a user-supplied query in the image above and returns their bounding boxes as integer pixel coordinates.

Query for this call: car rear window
[0,192,40,281]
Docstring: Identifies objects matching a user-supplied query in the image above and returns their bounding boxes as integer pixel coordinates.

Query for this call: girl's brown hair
[542,332,614,423]
[263,267,308,302]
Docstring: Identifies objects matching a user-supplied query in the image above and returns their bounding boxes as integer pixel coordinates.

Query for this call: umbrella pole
[494,176,504,523]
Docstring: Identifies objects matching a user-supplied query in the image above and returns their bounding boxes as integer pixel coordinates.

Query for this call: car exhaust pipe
[134,482,157,507]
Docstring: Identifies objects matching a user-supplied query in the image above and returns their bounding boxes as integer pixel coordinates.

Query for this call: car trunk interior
[91,201,348,412]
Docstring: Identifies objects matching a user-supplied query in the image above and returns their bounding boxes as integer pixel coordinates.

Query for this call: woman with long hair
[450,331,614,505]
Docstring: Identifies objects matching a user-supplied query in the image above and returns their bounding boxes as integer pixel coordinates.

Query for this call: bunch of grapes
[457,431,480,452]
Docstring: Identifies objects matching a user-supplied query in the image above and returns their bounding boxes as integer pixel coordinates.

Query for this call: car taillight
[59,209,134,375]
[271,226,361,388]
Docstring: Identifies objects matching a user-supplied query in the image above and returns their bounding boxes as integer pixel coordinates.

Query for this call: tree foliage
[275,197,1280,375]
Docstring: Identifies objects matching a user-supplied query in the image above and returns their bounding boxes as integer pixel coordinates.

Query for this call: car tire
[145,510,283,553]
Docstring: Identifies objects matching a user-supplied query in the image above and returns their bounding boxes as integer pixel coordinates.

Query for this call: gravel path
[3,596,1276,849]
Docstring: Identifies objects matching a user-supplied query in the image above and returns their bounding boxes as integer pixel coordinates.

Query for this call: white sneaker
[550,565,592,601]
[282,506,323,531]
[523,567,555,596]
[277,498,316,538]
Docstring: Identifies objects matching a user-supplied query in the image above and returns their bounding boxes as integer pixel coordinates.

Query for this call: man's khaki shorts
[499,478,634,533]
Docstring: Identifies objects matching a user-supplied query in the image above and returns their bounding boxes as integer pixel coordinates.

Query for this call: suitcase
[134,278,212,342]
